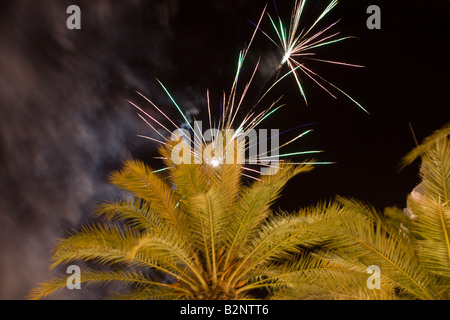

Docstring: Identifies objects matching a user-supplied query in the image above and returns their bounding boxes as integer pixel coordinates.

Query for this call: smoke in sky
[0,0,273,300]
[0,0,188,299]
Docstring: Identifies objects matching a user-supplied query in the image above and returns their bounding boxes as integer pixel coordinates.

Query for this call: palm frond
[50,223,140,269]
[223,163,313,268]
[400,121,450,169]
[217,162,243,215]
[28,268,177,300]
[228,212,326,287]
[267,253,397,300]
[323,201,436,300]
[171,163,207,199]
[336,196,413,237]
[418,136,450,203]
[109,160,188,239]
[96,199,163,232]
[409,194,450,281]
[50,222,199,288]
[110,287,187,300]
[183,188,231,284]
[383,206,412,232]
[126,230,208,290]
[404,134,450,293]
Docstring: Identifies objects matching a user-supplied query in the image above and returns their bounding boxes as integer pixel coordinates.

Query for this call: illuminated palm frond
[400,121,450,169]
[403,123,450,297]
[263,0,368,113]
[29,150,314,299]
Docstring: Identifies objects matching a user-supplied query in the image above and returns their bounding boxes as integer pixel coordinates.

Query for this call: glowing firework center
[170,121,280,175]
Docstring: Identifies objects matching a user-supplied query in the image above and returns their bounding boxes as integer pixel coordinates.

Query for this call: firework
[262,0,368,113]
[128,4,341,179]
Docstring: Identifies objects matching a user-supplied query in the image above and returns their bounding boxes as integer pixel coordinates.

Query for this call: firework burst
[261,0,368,113]
[127,5,330,180]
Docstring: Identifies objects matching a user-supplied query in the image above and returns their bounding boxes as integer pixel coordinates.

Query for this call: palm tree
[272,123,449,300]
[30,138,326,299]
[401,122,450,298]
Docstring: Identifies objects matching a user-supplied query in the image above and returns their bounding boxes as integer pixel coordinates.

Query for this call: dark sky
[0,0,448,299]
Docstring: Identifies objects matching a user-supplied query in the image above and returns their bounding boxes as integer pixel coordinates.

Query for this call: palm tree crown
[30,123,450,300]
[30,139,318,299]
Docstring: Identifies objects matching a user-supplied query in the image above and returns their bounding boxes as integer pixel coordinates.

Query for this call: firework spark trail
[264,0,368,113]
[224,5,268,130]
[247,122,318,151]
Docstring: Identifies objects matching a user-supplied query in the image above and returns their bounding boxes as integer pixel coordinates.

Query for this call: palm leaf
[228,213,324,286]
[109,160,188,240]
[50,222,198,288]
[418,136,450,203]
[217,162,242,215]
[110,286,187,300]
[181,188,231,284]
[96,199,163,232]
[404,134,450,295]
[223,163,313,268]
[323,202,436,300]
[267,253,397,300]
[400,121,450,169]
[28,268,177,300]
[171,163,207,199]
[409,195,450,281]
[50,223,140,268]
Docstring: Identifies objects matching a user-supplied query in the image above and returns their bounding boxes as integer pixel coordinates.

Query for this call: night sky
[0,0,448,299]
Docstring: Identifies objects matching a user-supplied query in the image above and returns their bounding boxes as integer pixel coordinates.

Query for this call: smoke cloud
[0,0,189,299]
